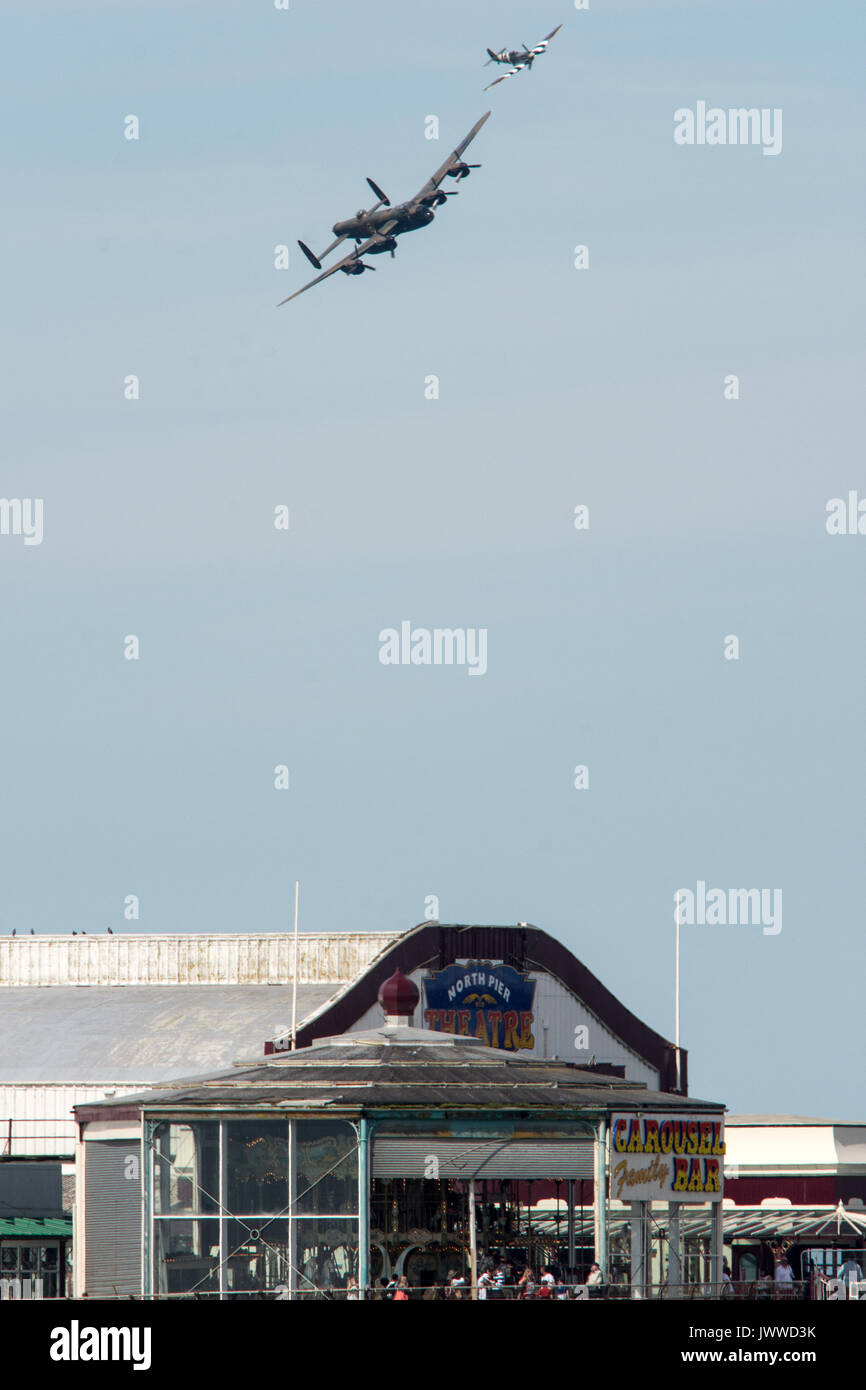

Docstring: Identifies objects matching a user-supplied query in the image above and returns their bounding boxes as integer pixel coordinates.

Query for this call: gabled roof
[290,923,686,1092]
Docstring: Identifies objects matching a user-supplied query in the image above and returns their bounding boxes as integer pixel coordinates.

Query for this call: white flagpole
[291,880,299,1050]
[674,891,681,1091]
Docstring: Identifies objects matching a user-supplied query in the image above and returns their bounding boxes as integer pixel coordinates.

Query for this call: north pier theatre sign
[422,961,536,1050]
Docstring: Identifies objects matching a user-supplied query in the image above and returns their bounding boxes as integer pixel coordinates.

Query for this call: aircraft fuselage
[490,48,531,65]
[333,203,434,240]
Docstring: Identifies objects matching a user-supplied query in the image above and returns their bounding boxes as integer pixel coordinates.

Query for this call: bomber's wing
[408,112,491,206]
[277,225,397,306]
[529,23,562,56]
[314,233,350,263]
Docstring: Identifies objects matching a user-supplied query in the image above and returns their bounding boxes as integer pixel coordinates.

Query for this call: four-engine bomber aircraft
[484,24,562,89]
[278,112,490,306]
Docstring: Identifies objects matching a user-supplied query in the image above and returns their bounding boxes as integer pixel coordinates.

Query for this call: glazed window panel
[226,1121,289,1215]
[294,1121,358,1215]
[153,1121,220,1216]
[154,1218,221,1296]
[295,1217,359,1297]
[0,1242,62,1299]
[224,1218,289,1296]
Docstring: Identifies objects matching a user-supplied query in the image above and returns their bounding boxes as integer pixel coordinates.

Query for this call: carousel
[74,967,726,1298]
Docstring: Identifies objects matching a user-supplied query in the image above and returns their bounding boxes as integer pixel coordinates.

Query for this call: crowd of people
[366,1259,605,1300]
[335,1250,865,1300]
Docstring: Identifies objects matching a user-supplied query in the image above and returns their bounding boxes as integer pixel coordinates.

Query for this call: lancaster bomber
[484,24,562,89]
[278,112,490,306]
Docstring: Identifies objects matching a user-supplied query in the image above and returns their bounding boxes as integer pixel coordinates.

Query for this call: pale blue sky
[1,1,863,1118]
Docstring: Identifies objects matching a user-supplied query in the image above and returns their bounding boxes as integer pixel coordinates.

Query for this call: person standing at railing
[774,1256,795,1295]
[517,1267,537,1299]
[489,1261,506,1301]
[839,1254,863,1293]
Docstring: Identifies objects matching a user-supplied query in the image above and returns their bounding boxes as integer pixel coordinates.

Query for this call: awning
[530,1202,866,1243]
[0,1218,72,1238]
[372,1137,594,1179]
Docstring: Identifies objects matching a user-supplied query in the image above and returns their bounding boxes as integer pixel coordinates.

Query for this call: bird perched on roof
[107,927,113,934]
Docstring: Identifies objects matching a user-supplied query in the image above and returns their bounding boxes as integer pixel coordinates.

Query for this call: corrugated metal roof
[0,985,340,1082]
[0,932,399,988]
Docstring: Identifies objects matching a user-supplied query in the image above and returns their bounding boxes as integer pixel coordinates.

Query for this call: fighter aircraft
[484,24,562,90]
[278,112,491,306]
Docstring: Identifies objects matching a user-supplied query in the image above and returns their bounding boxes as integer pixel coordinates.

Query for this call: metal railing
[65,1278,838,1300]
[1,1117,77,1157]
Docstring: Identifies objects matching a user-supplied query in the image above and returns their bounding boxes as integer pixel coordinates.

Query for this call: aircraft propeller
[419,189,457,208]
[298,240,323,270]
[366,177,390,207]
[449,162,481,180]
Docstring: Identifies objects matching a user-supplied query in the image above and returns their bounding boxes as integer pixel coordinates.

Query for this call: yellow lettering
[704,1158,721,1192]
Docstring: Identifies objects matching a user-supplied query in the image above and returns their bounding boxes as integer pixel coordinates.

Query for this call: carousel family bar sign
[610,1113,726,1203]
[422,961,537,1050]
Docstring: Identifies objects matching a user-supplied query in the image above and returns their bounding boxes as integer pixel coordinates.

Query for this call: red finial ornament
[377,967,420,1021]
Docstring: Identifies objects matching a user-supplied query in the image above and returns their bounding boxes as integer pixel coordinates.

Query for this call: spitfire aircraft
[484,24,562,90]
[278,112,491,306]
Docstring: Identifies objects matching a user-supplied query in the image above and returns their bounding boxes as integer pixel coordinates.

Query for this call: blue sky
[1,0,864,1119]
